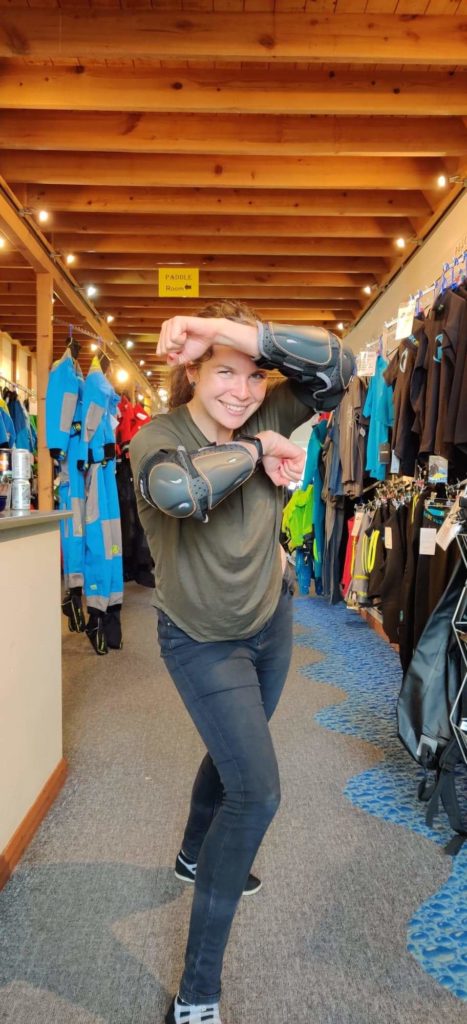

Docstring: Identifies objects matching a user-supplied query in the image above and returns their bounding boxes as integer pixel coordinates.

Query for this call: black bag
[397,558,467,853]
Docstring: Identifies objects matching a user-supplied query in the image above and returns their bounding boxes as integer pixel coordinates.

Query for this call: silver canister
[12,479,31,510]
[11,448,31,480]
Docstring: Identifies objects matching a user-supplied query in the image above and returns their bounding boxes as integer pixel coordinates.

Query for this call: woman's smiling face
[189,345,268,433]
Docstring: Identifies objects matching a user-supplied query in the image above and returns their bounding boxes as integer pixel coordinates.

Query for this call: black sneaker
[165,995,222,1024]
[175,850,262,896]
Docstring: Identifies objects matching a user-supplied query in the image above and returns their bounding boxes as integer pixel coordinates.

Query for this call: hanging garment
[321,411,346,603]
[362,355,394,480]
[302,418,327,586]
[341,516,357,600]
[116,394,154,586]
[78,359,123,612]
[431,287,467,458]
[440,283,467,455]
[412,504,460,651]
[282,485,313,552]
[398,493,424,674]
[0,398,16,447]
[384,331,422,475]
[45,348,86,590]
[338,376,367,498]
[379,503,408,644]
[84,460,123,610]
[6,392,34,452]
[347,507,375,606]
[366,502,390,607]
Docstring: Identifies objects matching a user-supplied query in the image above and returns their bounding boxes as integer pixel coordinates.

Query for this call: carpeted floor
[0,584,466,1024]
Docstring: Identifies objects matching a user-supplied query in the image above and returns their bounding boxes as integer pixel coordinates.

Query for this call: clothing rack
[363,250,467,349]
[0,372,36,398]
[53,318,103,344]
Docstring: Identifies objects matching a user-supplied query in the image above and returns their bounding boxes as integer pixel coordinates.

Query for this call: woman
[130,302,353,1024]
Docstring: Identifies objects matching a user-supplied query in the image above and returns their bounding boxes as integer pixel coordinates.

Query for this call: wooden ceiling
[0,1,466,393]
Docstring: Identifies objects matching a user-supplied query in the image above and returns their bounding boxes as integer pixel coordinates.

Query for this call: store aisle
[0,585,465,1024]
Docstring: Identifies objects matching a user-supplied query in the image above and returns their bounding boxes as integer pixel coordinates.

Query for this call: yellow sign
[158,268,199,298]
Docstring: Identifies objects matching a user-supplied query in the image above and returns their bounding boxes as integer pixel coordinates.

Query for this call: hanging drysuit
[46,348,86,601]
[77,357,123,648]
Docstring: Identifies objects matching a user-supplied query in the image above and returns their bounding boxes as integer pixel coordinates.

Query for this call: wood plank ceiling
[0,1,466,395]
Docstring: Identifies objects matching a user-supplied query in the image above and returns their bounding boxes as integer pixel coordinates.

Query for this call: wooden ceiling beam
[48,212,414,240]
[3,111,466,159]
[69,253,388,274]
[0,12,465,64]
[71,288,364,303]
[51,233,394,257]
[1,64,466,117]
[110,310,358,323]
[97,301,358,317]
[0,151,445,191]
[71,271,373,288]
[11,185,433,219]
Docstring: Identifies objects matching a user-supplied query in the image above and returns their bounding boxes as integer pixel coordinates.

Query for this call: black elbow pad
[138,443,256,522]
[256,321,355,411]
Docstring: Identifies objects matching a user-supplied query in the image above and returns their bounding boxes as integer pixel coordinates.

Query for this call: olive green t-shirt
[129,381,312,642]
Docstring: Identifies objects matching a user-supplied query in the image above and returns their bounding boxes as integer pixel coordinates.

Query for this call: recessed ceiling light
[139,359,145,367]
[86,285,97,298]
[116,368,129,383]
[65,253,75,265]
[106,314,114,324]
[395,237,406,250]
[363,285,372,296]
[126,339,134,349]
[38,209,49,223]
[437,174,447,188]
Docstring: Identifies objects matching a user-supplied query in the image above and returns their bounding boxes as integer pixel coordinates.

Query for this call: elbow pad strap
[256,321,355,411]
[138,443,256,523]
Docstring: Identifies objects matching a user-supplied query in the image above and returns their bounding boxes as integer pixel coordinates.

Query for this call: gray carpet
[0,585,464,1024]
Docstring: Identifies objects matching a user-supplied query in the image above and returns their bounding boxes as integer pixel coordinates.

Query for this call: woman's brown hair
[168,299,258,410]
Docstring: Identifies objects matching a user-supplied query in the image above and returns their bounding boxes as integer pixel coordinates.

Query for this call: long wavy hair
[168,299,258,410]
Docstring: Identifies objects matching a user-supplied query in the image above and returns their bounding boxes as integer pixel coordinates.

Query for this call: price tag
[436,497,462,551]
[419,528,437,556]
[395,298,416,341]
[384,527,393,549]
[356,350,377,377]
[352,511,364,537]
[390,451,401,474]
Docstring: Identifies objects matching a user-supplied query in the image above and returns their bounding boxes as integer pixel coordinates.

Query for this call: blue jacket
[77,360,119,465]
[363,355,394,480]
[46,348,83,457]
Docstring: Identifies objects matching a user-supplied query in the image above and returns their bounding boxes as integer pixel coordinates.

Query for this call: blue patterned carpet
[294,597,467,1002]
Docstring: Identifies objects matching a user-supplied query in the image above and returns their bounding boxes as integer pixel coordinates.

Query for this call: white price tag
[395,298,416,341]
[352,511,364,537]
[356,350,377,377]
[390,451,400,474]
[384,527,393,549]
[436,497,462,551]
[419,528,437,556]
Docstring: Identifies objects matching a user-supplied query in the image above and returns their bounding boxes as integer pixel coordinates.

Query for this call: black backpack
[397,555,467,854]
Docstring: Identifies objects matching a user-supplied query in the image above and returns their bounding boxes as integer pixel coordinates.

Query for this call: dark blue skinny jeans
[157,578,294,1004]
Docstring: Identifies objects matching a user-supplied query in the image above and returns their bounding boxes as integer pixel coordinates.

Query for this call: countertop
[0,509,72,533]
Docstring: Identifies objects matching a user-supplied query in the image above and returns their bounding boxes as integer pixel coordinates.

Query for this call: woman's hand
[157,316,260,365]
[256,430,305,486]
